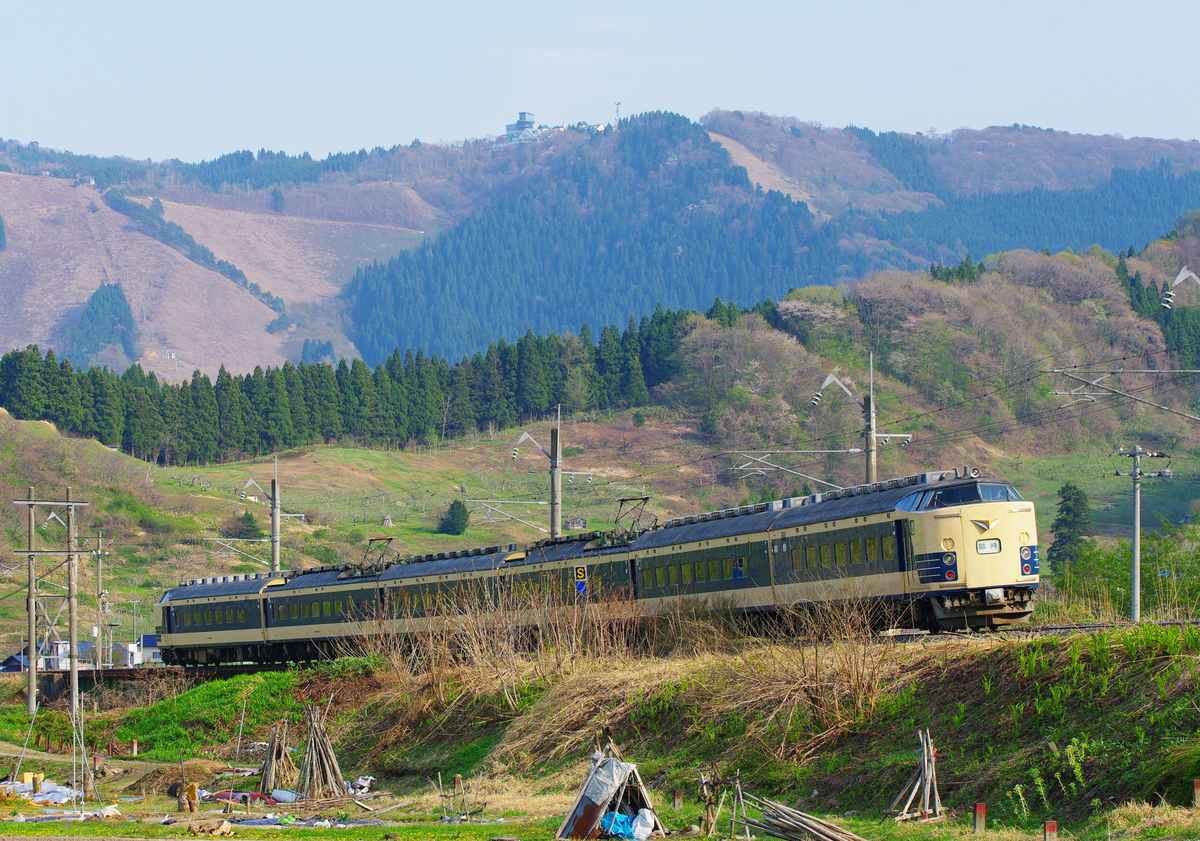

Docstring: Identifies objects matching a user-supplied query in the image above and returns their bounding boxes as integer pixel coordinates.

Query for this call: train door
[901,518,920,594]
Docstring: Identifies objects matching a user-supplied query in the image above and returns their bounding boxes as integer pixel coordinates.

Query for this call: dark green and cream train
[155,467,1039,664]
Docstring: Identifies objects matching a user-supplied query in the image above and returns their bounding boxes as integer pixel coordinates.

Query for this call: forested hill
[344,113,835,364]
[5,113,1200,377]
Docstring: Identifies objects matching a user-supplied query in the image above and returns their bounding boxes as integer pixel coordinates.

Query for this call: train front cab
[901,480,1039,630]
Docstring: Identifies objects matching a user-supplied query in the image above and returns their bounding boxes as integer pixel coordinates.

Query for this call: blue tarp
[601,811,634,839]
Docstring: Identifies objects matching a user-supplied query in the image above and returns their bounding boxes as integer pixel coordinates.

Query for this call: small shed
[556,740,665,840]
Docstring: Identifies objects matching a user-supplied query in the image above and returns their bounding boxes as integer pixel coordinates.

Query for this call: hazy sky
[2,0,1196,163]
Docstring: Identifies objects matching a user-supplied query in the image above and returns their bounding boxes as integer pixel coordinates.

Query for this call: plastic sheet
[601,811,635,839]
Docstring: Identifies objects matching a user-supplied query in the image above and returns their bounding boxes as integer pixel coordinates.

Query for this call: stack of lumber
[742,793,869,841]
[885,729,942,822]
[296,702,345,800]
[257,721,299,794]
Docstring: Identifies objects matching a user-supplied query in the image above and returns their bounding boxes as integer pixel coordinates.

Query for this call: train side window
[835,543,847,565]
[883,535,897,562]
[237,608,245,623]
[695,561,706,583]
[300,602,309,619]
[204,610,212,625]
[333,600,342,616]
[655,567,666,588]
[820,545,832,567]
[183,611,192,627]
[723,557,734,579]
[641,569,651,590]
[289,603,298,619]
[681,563,692,585]
[226,609,234,623]
[668,565,678,586]
[791,548,804,571]
[216,609,224,625]
[805,546,817,569]
[735,557,746,579]
[323,600,332,617]
[345,596,354,615]
[866,538,879,563]
[708,559,720,581]
[850,540,863,565]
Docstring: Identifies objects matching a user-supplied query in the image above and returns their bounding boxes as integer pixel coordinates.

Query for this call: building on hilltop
[500,111,543,146]
[506,111,536,134]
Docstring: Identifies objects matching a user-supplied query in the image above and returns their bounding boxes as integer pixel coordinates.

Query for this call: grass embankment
[0,623,1199,839]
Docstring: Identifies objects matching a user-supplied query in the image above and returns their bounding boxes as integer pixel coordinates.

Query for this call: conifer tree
[0,345,46,420]
[215,365,246,458]
[516,328,549,417]
[190,371,220,463]
[284,362,311,445]
[621,317,650,406]
[447,361,477,436]
[596,325,624,408]
[1048,481,1096,573]
[264,368,294,450]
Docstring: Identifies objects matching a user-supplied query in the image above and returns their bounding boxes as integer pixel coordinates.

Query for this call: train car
[154,466,1038,664]
[630,467,1038,630]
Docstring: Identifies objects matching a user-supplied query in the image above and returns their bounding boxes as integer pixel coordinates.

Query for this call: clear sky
[2,0,1196,163]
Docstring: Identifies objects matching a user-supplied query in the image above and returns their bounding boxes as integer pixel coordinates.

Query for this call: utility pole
[865,356,877,483]
[12,489,90,715]
[1115,447,1171,623]
[513,407,570,537]
[812,353,910,485]
[66,487,79,721]
[271,457,281,574]
[25,487,36,715]
[549,406,562,538]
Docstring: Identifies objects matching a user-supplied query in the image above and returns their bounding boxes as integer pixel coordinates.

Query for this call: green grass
[0,673,303,763]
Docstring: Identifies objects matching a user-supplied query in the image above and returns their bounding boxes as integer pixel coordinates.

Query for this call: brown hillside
[159,201,424,299]
[707,132,815,206]
[925,125,1200,194]
[702,110,938,216]
[0,171,284,379]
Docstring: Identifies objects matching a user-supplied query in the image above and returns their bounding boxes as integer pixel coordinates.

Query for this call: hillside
[5,112,1200,375]
[4,232,1200,653]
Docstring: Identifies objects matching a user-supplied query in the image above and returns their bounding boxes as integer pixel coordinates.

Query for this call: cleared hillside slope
[0,172,285,377]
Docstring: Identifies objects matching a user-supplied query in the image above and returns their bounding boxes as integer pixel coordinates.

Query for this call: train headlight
[942,553,955,566]
[1020,546,1033,561]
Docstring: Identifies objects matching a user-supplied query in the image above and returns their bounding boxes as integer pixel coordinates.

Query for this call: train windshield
[924,483,1023,509]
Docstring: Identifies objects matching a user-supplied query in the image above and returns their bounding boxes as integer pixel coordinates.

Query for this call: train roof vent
[767,500,783,511]
[508,543,517,552]
[782,497,803,508]
[753,503,768,513]
[735,506,750,516]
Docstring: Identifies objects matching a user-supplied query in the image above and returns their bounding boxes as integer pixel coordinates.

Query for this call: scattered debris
[885,729,943,822]
[189,819,234,836]
[556,738,665,840]
[88,804,121,821]
[742,793,869,841]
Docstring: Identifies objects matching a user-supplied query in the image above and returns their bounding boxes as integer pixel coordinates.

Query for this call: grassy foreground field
[0,619,1198,840]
